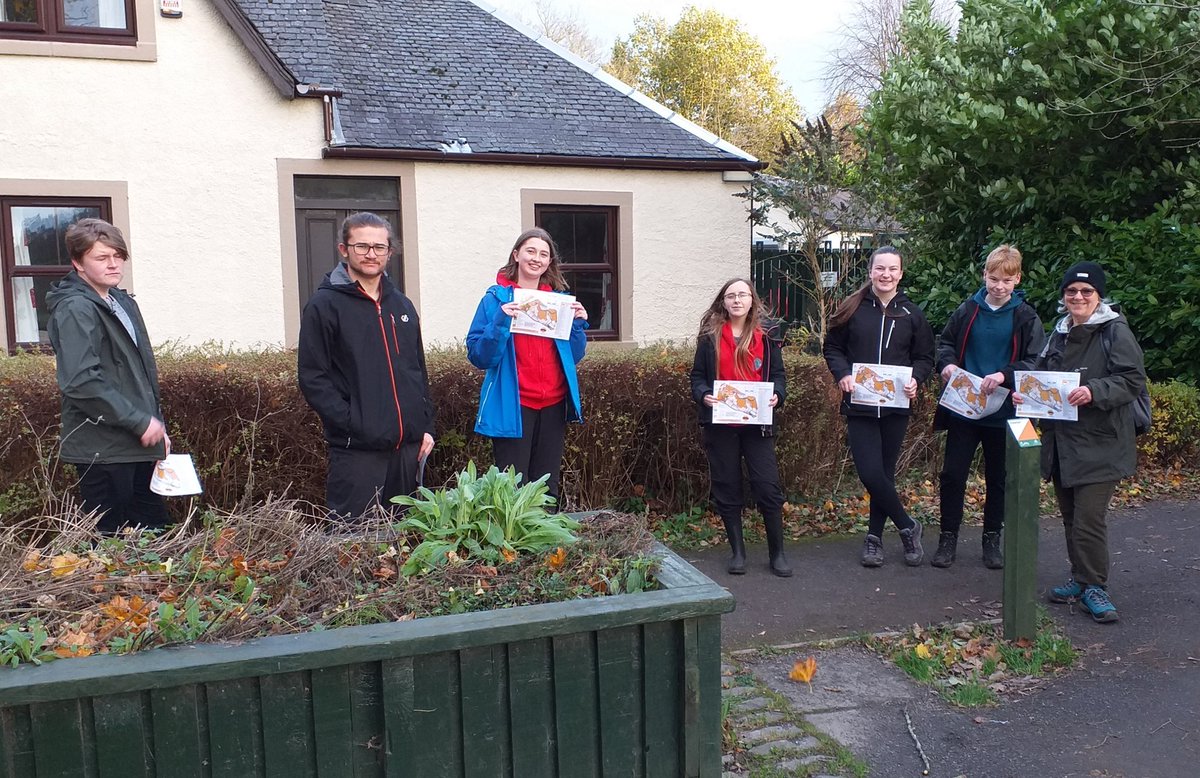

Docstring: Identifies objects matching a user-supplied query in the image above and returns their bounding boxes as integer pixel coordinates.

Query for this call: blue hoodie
[465,283,587,438]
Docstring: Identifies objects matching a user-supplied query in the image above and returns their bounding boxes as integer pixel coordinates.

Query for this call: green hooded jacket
[46,271,166,464]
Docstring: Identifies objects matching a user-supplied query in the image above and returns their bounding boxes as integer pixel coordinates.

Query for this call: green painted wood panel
[311,665,355,776]
[30,698,96,778]
[641,621,682,778]
[259,671,316,778]
[681,619,702,778]
[149,684,209,778]
[92,691,153,778]
[0,705,35,778]
[206,676,264,777]
[380,652,464,778]
[1004,436,1041,640]
[459,644,511,778]
[696,618,723,778]
[552,633,600,778]
[597,625,645,777]
[506,638,556,777]
[347,663,385,778]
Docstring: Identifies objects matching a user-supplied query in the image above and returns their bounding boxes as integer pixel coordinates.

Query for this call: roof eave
[210,0,300,99]
[323,146,764,172]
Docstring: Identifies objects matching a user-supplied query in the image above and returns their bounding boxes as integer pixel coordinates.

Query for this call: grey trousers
[1052,476,1118,588]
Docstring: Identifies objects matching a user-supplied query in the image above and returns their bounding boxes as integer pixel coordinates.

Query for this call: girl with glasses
[1013,262,1147,623]
[466,228,589,505]
[690,278,792,577]
[823,246,936,568]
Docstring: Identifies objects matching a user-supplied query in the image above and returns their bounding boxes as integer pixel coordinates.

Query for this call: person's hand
[703,394,717,407]
[838,375,856,393]
[419,433,435,461]
[941,364,958,382]
[500,302,520,318]
[1012,392,1025,406]
[981,372,1005,395]
[769,394,779,408]
[571,301,588,321]
[163,433,172,457]
[903,378,918,399]
[140,417,167,448]
[1067,386,1093,407]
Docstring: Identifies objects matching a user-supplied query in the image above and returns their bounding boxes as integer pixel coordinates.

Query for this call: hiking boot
[931,531,957,568]
[899,522,924,566]
[1048,578,1083,603]
[981,531,1004,569]
[860,534,884,567]
[763,511,793,577]
[722,516,746,575]
[1078,585,1119,623]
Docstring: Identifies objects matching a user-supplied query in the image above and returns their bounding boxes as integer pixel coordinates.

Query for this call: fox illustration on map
[716,382,759,415]
[1019,373,1064,414]
[854,365,896,403]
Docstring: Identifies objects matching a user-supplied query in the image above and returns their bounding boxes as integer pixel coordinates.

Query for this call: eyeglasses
[723,292,753,302]
[1063,287,1096,299]
[348,243,390,256]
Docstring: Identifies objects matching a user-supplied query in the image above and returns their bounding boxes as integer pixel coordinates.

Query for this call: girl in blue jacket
[466,228,588,503]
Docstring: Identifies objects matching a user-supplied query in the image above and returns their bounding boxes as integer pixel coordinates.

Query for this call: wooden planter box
[0,544,733,778]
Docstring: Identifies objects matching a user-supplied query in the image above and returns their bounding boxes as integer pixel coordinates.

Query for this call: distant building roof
[220,0,758,169]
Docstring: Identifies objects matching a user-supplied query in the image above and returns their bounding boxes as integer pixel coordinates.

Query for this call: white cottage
[0,0,759,351]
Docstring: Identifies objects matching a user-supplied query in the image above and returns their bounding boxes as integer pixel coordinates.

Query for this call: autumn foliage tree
[608,6,801,166]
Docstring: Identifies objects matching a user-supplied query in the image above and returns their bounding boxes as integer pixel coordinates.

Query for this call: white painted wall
[0,0,323,348]
[411,163,750,346]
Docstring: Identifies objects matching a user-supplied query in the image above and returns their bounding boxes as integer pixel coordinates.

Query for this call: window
[536,205,618,340]
[0,0,135,44]
[1,197,108,349]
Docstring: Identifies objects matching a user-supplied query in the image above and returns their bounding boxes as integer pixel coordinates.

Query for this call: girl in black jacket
[823,247,935,567]
[690,279,791,577]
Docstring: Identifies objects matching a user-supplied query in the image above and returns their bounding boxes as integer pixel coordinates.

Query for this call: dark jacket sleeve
[909,308,936,384]
[1089,320,1146,410]
[767,330,787,409]
[936,302,971,373]
[822,322,853,384]
[52,299,153,436]
[1002,305,1046,388]
[690,335,715,406]
[412,310,436,438]
[297,297,350,434]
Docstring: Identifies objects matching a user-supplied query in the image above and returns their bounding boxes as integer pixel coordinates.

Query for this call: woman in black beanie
[1015,261,1146,623]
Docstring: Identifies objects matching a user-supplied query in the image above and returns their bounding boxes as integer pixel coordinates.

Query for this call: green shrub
[1143,379,1200,466]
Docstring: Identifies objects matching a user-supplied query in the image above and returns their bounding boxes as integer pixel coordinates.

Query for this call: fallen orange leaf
[789,657,818,689]
[500,548,517,564]
[546,547,566,571]
[50,553,84,578]
[22,549,42,572]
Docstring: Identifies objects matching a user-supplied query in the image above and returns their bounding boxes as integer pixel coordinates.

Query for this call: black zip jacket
[933,294,1045,429]
[823,289,935,418]
[298,263,434,451]
[690,321,786,434]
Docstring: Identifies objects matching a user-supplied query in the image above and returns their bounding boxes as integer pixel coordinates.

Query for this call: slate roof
[227,0,755,167]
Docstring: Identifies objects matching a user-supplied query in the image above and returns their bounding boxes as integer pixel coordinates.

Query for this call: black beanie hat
[1060,261,1106,298]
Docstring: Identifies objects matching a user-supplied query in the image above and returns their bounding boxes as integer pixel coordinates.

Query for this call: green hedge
[2,346,1194,524]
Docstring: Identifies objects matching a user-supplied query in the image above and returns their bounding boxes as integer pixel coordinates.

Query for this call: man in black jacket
[298,212,435,520]
[46,218,170,533]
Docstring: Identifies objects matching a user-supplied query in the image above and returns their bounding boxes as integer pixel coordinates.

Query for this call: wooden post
[1003,419,1041,641]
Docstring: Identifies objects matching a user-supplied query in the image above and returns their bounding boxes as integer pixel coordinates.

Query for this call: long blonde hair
[698,278,767,376]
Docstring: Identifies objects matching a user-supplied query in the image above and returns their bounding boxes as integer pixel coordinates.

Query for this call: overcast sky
[493,0,857,116]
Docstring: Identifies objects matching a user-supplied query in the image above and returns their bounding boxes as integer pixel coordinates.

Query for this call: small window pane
[294,177,399,203]
[563,271,613,332]
[11,275,56,345]
[11,205,102,267]
[63,0,126,29]
[542,211,609,265]
[1,0,38,23]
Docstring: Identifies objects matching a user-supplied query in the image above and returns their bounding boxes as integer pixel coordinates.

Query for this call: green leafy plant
[0,618,58,667]
[392,462,581,574]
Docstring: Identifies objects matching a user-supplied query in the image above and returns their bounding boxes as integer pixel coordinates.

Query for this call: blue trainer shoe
[1078,586,1119,623]
[1048,578,1083,603]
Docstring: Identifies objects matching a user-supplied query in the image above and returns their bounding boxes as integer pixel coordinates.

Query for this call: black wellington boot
[723,515,746,575]
[763,512,793,577]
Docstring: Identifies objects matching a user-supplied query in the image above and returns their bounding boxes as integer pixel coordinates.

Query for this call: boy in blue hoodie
[932,245,1045,568]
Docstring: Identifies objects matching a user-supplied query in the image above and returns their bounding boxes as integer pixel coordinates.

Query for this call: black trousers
[846,414,915,536]
[702,424,784,523]
[77,460,169,533]
[492,401,567,502]
[326,441,422,520]
[938,417,1008,534]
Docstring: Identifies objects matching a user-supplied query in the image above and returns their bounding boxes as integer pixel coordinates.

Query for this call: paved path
[677,500,1200,777]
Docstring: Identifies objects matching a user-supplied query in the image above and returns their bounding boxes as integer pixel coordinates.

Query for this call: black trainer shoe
[981,531,1004,569]
[899,522,924,566]
[860,534,884,567]
[931,531,957,568]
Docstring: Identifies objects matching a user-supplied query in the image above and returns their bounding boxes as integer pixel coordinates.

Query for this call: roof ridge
[467,0,757,164]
